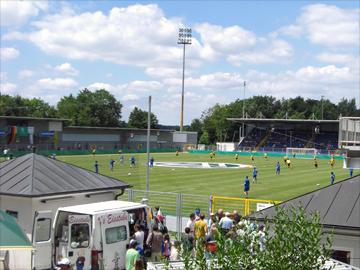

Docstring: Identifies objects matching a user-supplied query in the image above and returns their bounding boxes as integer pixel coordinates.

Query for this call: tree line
[1,89,358,142]
[190,96,359,145]
[0,89,158,129]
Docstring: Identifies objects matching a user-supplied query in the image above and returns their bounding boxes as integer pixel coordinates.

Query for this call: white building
[0,153,130,270]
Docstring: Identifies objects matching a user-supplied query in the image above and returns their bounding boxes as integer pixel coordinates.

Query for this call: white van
[32,200,150,270]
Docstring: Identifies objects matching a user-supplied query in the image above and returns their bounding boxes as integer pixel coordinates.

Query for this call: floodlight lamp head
[178,27,192,44]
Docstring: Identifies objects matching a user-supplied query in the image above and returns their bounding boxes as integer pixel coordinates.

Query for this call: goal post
[286,147,317,157]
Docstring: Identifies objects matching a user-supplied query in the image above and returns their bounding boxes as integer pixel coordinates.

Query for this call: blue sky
[1,1,359,124]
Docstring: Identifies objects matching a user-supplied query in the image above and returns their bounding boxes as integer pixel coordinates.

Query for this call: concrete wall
[330,229,360,267]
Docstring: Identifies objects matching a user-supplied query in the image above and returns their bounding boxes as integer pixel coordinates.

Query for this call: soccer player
[314,157,318,169]
[119,155,125,165]
[251,155,255,162]
[150,156,154,167]
[276,161,281,175]
[330,157,335,168]
[252,167,258,183]
[330,172,335,185]
[94,161,99,174]
[264,152,268,160]
[176,150,179,156]
[244,176,250,197]
[283,156,288,164]
[349,167,353,177]
[286,158,291,168]
[210,152,213,160]
[235,154,239,160]
[130,156,136,168]
[92,147,96,157]
[109,159,115,171]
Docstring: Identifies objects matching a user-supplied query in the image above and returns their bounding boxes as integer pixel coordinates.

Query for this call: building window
[332,250,351,264]
[6,210,18,220]
[105,226,127,244]
[35,218,51,242]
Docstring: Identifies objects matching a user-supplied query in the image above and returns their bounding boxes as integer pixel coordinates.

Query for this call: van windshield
[70,224,89,249]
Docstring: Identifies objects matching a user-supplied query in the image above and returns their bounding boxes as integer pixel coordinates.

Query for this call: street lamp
[178,27,192,132]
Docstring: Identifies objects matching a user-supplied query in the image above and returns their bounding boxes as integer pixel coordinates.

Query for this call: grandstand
[228,118,340,153]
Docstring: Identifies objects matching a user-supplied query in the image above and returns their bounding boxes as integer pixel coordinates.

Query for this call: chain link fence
[124,189,210,237]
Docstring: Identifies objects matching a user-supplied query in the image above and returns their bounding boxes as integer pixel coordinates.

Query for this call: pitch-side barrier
[210,195,282,216]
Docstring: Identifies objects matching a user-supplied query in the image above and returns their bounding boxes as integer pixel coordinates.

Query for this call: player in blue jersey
[276,161,280,175]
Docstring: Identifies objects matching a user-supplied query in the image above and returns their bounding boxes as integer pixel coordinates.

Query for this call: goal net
[286,147,317,157]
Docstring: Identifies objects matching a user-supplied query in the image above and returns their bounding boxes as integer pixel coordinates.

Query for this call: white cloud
[195,23,257,58]
[87,82,116,92]
[275,24,302,38]
[316,53,355,64]
[120,80,164,93]
[35,77,78,91]
[122,94,140,101]
[0,82,17,95]
[195,23,293,65]
[227,39,293,65]
[0,1,48,27]
[277,4,359,48]
[0,47,20,60]
[18,69,35,79]
[4,4,199,71]
[54,63,79,76]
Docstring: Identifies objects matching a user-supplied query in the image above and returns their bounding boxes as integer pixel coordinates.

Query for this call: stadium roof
[66,125,197,133]
[0,153,131,197]
[227,118,339,124]
[0,116,70,121]
[249,176,360,230]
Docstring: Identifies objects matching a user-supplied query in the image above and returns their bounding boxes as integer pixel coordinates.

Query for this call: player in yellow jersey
[314,157,318,168]
[283,156,288,164]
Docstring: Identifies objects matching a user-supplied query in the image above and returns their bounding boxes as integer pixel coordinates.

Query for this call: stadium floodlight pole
[178,27,192,132]
[146,96,151,196]
[321,95,324,120]
[242,81,246,137]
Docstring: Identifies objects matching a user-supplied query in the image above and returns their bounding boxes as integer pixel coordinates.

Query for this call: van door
[99,211,129,270]
[32,210,53,270]
[67,215,92,270]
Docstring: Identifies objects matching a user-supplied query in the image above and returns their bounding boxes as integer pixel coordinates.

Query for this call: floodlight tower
[178,27,192,132]
[242,81,246,137]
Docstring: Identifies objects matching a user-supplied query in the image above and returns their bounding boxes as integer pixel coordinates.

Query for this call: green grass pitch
[57,152,357,201]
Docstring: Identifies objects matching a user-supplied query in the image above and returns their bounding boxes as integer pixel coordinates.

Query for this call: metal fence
[210,195,281,216]
[124,189,210,236]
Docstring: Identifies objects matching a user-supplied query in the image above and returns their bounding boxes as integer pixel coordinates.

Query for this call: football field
[57,152,356,201]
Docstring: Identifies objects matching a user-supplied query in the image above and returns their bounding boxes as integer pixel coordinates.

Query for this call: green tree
[57,89,122,127]
[0,95,57,118]
[127,107,158,129]
[198,131,210,145]
[337,98,359,117]
[185,118,203,141]
[178,206,332,270]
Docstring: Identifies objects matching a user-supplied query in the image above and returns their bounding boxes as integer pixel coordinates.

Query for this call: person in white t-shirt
[134,224,144,249]
[186,213,196,235]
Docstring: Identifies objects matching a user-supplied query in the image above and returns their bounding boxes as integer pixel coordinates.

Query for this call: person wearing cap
[219,212,233,234]
[126,240,140,270]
